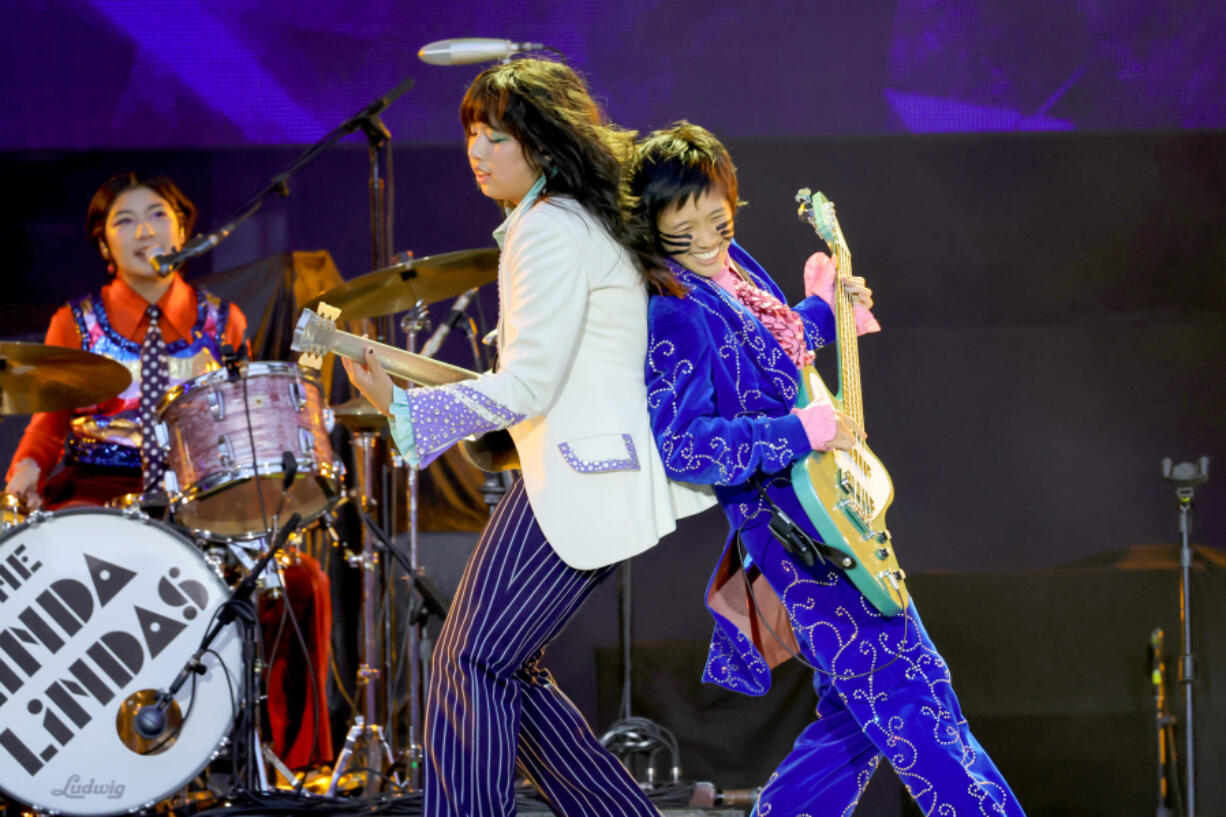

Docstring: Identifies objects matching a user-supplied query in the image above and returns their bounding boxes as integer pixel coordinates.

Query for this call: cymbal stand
[325,431,395,797]
[1160,455,1209,817]
[394,302,430,790]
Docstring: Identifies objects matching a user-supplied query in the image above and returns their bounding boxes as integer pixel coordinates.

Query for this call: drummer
[5,171,246,509]
[3,171,333,772]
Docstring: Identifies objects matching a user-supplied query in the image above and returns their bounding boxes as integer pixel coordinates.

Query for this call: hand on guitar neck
[342,347,395,415]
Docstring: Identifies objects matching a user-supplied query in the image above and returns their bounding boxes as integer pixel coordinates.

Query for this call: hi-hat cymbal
[330,394,388,432]
[309,248,499,321]
[0,342,133,415]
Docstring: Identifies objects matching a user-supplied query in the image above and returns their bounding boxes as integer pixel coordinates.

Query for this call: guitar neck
[833,244,864,430]
[319,325,478,387]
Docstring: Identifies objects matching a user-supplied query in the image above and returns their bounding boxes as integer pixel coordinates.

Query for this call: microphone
[133,697,169,739]
[418,38,546,66]
[148,223,235,277]
[421,288,479,358]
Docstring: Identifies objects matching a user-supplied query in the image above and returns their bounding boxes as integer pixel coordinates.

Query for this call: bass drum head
[0,510,243,816]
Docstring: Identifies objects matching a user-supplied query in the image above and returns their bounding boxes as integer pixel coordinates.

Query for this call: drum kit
[0,249,502,816]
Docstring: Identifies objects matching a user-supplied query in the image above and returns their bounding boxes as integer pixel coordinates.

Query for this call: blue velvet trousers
[423,478,658,817]
[743,530,1026,817]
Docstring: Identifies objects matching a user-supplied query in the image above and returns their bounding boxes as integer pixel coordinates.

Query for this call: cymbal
[330,394,388,432]
[0,342,133,415]
[309,248,499,321]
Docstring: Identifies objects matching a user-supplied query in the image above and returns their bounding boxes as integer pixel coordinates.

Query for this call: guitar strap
[735,482,907,681]
[751,476,854,571]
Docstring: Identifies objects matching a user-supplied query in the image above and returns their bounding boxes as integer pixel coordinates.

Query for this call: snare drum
[1,491,27,529]
[0,509,243,816]
[156,361,340,540]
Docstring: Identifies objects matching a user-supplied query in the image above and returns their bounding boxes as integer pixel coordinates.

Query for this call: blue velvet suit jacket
[646,241,838,694]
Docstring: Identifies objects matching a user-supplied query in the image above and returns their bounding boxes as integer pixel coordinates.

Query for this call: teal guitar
[790,189,909,617]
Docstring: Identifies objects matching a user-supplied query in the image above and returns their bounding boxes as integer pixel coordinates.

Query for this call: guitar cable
[733,478,910,682]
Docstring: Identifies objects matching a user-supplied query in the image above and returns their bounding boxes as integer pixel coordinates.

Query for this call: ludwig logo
[51,774,127,799]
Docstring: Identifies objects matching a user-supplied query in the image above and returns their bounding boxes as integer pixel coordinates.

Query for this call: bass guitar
[789,189,909,617]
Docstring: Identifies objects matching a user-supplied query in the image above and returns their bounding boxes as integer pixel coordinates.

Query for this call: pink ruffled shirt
[709,254,879,451]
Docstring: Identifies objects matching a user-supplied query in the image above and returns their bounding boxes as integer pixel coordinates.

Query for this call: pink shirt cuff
[791,403,838,451]
[802,252,881,335]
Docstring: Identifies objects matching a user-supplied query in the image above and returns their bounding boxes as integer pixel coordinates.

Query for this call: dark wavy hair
[86,171,197,274]
[459,59,650,271]
[625,122,742,296]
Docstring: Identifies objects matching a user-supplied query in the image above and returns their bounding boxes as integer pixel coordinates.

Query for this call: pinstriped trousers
[424,478,659,817]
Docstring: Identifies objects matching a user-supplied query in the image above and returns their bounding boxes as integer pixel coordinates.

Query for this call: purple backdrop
[2,0,1224,150]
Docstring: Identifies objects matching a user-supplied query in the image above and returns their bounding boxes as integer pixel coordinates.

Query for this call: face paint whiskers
[659,230,693,254]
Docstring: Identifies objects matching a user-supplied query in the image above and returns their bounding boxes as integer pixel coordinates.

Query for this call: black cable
[240,371,271,537]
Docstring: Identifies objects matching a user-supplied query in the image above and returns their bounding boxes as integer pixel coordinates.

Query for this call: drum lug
[154,420,169,448]
[217,434,236,468]
[298,427,314,454]
[164,469,180,496]
[289,378,307,412]
[323,406,336,432]
[207,386,225,421]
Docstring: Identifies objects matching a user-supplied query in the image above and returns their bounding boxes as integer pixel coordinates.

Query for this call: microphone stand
[134,511,303,793]
[1160,456,1209,817]
[154,75,413,277]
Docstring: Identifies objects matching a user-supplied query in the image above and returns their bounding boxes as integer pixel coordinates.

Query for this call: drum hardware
[2,491,29,529]
[326,429,399,796]
[131,510,304,795]
[0,341,132,415]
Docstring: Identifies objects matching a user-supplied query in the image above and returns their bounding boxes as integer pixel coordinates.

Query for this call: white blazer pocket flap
[557,432,640,474]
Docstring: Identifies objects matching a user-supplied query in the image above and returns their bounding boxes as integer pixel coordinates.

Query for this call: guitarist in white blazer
[343,60,710,817]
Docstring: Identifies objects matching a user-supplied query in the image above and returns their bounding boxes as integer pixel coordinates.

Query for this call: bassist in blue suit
[628,122,1025,817]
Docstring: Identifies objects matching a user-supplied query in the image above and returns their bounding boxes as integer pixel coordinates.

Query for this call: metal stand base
[324,716,397,796]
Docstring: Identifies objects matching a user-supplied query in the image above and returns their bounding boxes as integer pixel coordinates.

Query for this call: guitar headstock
[292,302,342,370]
[795,188,847,255]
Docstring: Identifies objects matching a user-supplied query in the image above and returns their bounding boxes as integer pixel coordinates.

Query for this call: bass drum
[0,510,243,816]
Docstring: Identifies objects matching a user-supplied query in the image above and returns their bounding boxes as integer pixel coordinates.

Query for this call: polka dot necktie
[139,304,169,493]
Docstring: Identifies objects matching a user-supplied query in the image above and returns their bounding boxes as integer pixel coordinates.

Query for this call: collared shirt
[6,273,247,483]
[492,173,548,250]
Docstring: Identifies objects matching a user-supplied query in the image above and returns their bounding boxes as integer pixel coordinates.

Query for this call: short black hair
[625,122,741,291]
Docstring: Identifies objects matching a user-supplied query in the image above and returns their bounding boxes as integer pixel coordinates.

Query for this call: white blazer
[460,195,713,569]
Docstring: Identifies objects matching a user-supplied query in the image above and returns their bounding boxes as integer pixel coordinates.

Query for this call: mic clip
[220,344,248,382]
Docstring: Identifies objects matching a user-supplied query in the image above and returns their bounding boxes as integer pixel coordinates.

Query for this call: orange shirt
[6,274,247,486]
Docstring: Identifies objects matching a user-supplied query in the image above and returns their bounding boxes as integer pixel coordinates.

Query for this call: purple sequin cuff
[66,436,142,470]
[407,384,525,456]
[557,433,641,474]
